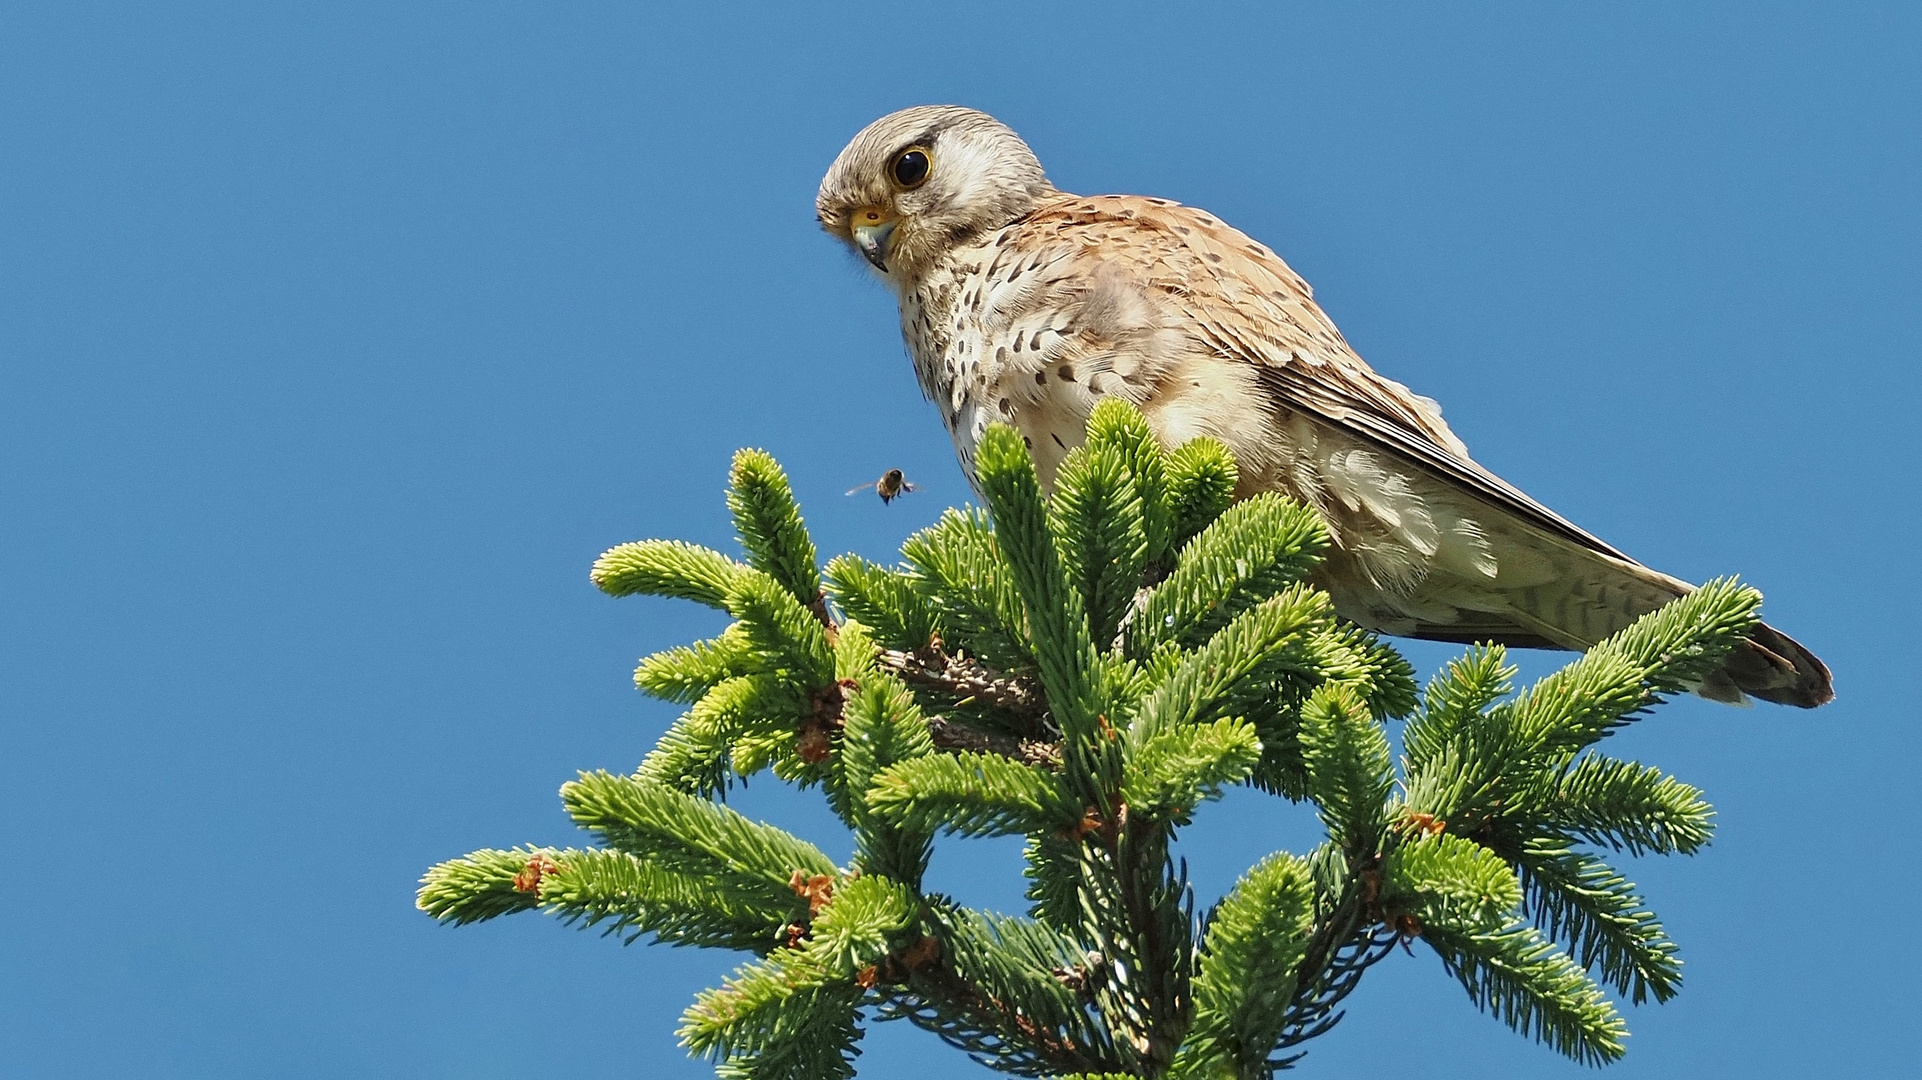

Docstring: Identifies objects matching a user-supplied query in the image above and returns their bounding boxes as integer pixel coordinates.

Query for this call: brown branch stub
[806,589,837,636]
[925,715,1062,768]
[867,934,945,988]
[898,934,941,971]
[511,854,559,894]
[796,724,833,763]
[789,870,835,916]
[876,644,1049,728]
[797,677,861,763]
[1395,810,1446,839]
[1390,913,1424,951]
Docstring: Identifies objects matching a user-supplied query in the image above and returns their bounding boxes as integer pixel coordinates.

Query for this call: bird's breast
[902,237,1191,487]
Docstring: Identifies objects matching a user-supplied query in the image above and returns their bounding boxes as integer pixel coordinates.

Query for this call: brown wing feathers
[1020,195,1832,707]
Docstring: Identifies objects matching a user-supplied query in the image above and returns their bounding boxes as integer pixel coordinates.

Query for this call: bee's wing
[845,483,875,496]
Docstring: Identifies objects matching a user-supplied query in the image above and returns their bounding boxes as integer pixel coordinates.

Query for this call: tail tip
[1731,622,1833,709]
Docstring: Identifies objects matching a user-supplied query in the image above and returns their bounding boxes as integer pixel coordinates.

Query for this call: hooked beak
[851,217,897,272]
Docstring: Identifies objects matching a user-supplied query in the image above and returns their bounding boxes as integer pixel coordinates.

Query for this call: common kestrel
[816,105,1831,707]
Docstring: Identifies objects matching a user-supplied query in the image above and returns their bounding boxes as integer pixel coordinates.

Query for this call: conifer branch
[1085,398,1174,563]
[877,905,1120,1076]
[1510,578,1761,759]
[1422,921,1628,1066]
[974,424,1111,796]
[1051,436,1150,648]
[535,847,799,951]
[868,752,1079,838]
[561,770,836,889]
[900,508,1035,672]
[1402,644,1516,772]
[825,554,940,654]
[1122,716,1261,822]
[726,570,836,689]
[637,626,757,703]
[1271,857,1400,1060]
[1517,838,1683,1005]
[1162,438,1238,550]
[416,846,551,925]
[1299,684,1394,861]
[1125,495,1328,658]
[592,539,748,608]
[1381,833,1523,934]
[883,962,1119,1076]
[833,651,937,885]
[1184,852,1316,1078]
[726,448,822,612]
[1544,755,1714,857]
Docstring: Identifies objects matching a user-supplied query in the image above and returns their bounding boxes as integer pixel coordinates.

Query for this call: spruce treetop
[421,400,1759,1079]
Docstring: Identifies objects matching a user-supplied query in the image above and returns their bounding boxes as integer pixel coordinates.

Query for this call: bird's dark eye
[891,147,931,189]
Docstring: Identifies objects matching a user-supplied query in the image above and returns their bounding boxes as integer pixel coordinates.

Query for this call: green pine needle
[1422,920,1628,1066]
[825,554,941,653]
[1134,585,1331,736]
[591,539,747,608]
[1512,578,1761,757]
[539,847,800,951]
[1122,716,1262,823]
[680,877,913,1076]
[1127,493,1328,657]
[561,770,836,888]
[638,677,755,795]
[1299,683,1394,859]
[681,953,865,1066]
[838,669,937,885]
[727,569,836,689]
[912,903,1120,1069]
[1382,833,1524,934]
[1519,837,1683,1005]
[1084,397,1173,560]
[1050,437,1150,647]
[899,507,1034,671]
[866,751,1079,838]
[727,448,823,609]
[1164,437,1239,551]
[1548,755,1714,857]
[803,874,919,973]
[1403,644,1517,772]
[636,625,757,703]
[1185,852,1316,1078]
[416,846,550,925]
[975,423,1109,787]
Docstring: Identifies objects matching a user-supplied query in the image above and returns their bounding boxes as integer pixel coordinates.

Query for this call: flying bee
[847,469,917,504]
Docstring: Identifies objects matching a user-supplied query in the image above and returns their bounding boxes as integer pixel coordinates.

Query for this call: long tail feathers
[1708,622,1834,708]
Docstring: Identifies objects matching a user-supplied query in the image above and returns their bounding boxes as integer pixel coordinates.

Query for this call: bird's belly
[936,363,1091,491]
[919,318,1108,489]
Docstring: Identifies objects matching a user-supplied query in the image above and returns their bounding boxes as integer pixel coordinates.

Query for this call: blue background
[3,2,1916,1076]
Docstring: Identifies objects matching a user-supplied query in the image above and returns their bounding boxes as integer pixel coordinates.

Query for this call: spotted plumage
[817,105,1832,707]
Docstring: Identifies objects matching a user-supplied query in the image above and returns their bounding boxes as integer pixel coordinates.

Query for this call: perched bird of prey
[816,105,1832,707]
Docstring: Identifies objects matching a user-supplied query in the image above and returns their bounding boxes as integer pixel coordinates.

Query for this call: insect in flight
[846,469,917,504]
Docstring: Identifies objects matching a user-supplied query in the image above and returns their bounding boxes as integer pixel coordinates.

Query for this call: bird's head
[817,106,1054,284]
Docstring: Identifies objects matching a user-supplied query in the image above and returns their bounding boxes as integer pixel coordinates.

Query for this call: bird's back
[899,192,1832,707]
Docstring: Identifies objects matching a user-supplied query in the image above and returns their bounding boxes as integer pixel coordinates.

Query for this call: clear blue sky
[3,3,1916,1077]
